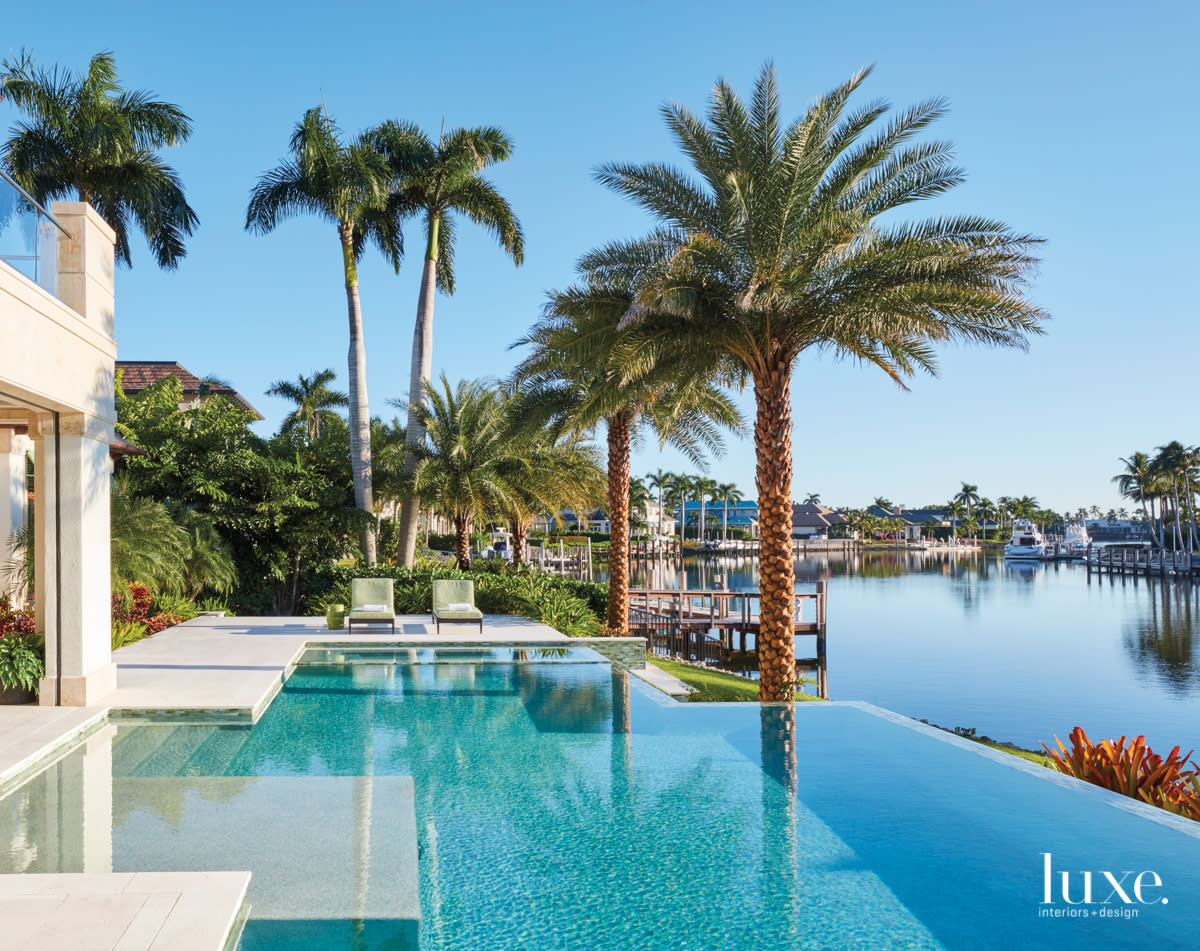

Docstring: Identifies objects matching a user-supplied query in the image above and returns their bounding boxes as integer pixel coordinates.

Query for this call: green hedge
[304,563,609,637]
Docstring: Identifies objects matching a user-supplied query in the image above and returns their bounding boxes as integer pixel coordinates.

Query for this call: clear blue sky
[6,1,1196,513]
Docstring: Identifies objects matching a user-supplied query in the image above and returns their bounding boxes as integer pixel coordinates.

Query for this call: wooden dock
[1085,544,1200,580]
[629,582,828,698]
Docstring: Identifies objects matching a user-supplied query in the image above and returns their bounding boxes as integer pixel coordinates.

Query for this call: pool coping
[658,685,1200,842]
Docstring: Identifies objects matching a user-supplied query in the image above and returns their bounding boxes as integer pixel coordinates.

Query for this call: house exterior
[1086,518,1151,542]
[677,499,759,538]
[791,503,847,539]
[1,190,119,705]
[116,360,262,418]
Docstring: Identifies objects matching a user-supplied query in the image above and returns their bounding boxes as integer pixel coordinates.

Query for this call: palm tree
[587,65,1045,699]
[975,497,997,540]
[513,284,742,635]
[628,477,651,537]
[802,492,821,505]
[715,482,743,544]
[694,477,718,545]
[498,422,605,566]
[996,496,1015,533]
[646,469,674,537]
[1113,452,1163,549]
[267,369,349,442]
[1,50,198,268]
[403,376,523,568]
[1152,441,1192,552]
[955,483,980,520]
[369,121,524,568]
[669,473,695,542]
[945,500,965,542]
[245,107,403,563]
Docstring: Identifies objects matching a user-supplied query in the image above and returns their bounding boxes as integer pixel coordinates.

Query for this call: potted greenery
[0,594,43,704]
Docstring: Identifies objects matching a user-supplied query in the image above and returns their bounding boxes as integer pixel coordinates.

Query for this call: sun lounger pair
[347,578,483,634]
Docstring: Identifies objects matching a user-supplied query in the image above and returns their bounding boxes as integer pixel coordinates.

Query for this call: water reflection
[612,549,1200,747]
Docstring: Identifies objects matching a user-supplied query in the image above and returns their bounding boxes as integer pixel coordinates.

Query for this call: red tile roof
[116,361,262,418]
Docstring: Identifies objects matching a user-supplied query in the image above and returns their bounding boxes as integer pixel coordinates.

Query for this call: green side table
[325,604,346,630]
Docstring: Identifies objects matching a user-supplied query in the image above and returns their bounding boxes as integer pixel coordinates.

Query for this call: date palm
[369,121,524,568]
[586,64,1045,699]
[497,421,605,566]
[267,369,349,442]
[245,107,403,563]
[401,376,523,568]
[513,281,742,634]
[1,50,198,268]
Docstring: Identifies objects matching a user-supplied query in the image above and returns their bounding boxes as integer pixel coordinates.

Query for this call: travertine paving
[0,871,249,951]
[0,707,107,797]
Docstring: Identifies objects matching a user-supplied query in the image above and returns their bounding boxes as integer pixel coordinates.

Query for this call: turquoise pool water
[4,651,1200,949]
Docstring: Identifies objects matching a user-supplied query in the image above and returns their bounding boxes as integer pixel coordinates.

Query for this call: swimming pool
[3,649,1200,949]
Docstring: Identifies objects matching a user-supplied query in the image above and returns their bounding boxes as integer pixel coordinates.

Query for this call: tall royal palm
[1,50,197,268]
[246,108,403,563]
[369,122,525,567]
[694,477,718,545]
[587,64,1046,700]
[715,482,743,544]
[513,282,742,635]
[267,369,349,442]
[647,469,674,537]
[955,483,980,520]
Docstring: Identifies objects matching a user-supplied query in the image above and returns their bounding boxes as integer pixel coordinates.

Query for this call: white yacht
[1060,522,1091,556]
[1004,519,1046,560]
[484,529,514,561]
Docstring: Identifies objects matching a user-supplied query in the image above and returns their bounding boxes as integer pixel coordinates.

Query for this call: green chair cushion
[351,578,395,613]
[434,608,483,620]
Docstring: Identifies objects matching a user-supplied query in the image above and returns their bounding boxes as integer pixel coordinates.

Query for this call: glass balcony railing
[0,168,66,295]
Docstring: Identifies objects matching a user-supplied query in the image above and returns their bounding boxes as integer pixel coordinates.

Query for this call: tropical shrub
[306,563,606,637]
[111,582,198,636]
[0,633,44,693]
[0,593,36,636]
[112,620,150,650]
[1042,726,1200,820]
[0,593,43,693]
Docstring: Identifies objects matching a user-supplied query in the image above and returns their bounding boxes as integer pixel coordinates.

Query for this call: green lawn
[646,656,823,703]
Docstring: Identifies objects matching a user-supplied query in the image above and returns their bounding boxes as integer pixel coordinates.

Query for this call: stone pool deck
[0,871,249,951]
[103,613,578,721]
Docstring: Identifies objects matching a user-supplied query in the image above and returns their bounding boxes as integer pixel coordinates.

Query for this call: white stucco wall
[0,202,117,704]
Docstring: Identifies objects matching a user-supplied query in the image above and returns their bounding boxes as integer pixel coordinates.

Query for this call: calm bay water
[613,550,1200,753]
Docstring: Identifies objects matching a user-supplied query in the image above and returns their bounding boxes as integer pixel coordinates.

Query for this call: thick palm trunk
[342,229,376,563]
[454,513,471,569]
[605,412,633,635]
[513,524,528,567]
[398,214,441,568]
[1141,495,1161,549]
[753,361,796,703]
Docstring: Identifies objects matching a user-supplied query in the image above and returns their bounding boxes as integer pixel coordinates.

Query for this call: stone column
[29,202,118,706]
[0,428,32,601]
[53,202,115,338]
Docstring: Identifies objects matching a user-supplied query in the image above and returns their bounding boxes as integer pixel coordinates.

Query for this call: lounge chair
[347,578,396,634]
[432,579,483,634]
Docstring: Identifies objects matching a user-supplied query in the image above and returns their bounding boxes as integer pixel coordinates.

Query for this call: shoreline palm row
[2,53,1047,701]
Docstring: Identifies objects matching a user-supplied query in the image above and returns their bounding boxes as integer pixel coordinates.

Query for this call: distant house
[867,505,996,540]
[116,360,262,419]
[1086,518,1150,542]
[678,499,759,538]
[791,503,848,539]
